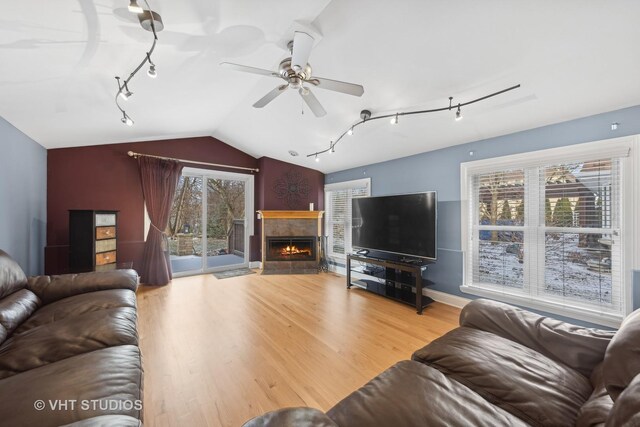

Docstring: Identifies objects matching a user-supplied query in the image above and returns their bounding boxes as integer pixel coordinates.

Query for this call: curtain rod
[127,151,260,173]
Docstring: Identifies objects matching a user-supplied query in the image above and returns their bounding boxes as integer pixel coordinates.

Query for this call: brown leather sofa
[244,299,640,427]
[0,250,142,426]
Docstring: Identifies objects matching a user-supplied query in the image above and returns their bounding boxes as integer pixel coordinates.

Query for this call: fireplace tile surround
[258,210,324,274]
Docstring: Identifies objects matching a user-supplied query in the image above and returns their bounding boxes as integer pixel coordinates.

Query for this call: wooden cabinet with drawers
[69,210,118,273]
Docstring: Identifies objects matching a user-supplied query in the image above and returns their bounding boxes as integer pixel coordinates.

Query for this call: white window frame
[324,178,371,261]
[460,136,639,327]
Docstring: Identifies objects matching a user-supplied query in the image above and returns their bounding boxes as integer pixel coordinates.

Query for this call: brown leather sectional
[245,299,640,426]
[0,250,142,426]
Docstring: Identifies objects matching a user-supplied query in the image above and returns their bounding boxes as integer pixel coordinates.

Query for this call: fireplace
[258,210,324,274]
[266,237,317,261]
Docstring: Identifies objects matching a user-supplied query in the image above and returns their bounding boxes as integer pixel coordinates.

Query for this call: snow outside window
[325,179,371,260]
[461,138,635,326]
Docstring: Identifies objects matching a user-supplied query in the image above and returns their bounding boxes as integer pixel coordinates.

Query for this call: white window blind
[463,143,631,324]
[325,179,371,259]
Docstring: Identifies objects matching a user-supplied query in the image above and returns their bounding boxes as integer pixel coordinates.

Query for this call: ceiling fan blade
[299,88,327,117]
[310,76,364,97]
[253,85,288,108]
[220,62,279,77]
[291,31,314,72]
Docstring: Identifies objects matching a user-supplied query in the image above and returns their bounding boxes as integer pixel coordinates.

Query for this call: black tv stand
[346,254,434,314]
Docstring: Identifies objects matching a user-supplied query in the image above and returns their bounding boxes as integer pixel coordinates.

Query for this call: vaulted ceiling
[2,1,639,173]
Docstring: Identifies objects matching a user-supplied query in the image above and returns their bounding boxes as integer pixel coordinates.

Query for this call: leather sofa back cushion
[603,308,640,400]
[28,270,138,305]
[0,289,40,336]
[459,299,614,377]
[575,363,614,427]
[412,327,592,427]
[0,250,27,299]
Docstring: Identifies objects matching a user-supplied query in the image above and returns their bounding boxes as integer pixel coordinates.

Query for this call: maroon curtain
[137,156,183,285]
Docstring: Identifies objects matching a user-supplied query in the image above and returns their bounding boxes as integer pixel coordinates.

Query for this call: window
[325,178,371,259]
[461,137,636,326]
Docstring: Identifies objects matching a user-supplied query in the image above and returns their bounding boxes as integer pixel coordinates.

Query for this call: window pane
[477,170,525,226]
[332,223,345,254]
[544,232,612,304]
[476,231,524,288]
[544,160,613,228]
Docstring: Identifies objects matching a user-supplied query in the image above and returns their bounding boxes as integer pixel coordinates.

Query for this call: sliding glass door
[168,168,253,276]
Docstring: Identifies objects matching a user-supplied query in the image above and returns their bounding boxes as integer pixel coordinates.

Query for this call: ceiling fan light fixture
[128,0,144,14]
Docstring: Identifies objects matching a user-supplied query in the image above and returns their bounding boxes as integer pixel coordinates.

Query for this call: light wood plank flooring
[137,271,460,427]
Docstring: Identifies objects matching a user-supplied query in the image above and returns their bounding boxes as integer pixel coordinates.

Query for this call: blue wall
[327,105,640,326]
[0,117,47,275]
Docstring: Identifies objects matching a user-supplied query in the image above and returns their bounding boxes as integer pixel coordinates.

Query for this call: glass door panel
[206,178,246,270]
[169,175,203,274]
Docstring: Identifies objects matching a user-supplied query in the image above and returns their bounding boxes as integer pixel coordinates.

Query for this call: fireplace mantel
[258,210,324,219]
[258,210,324,274]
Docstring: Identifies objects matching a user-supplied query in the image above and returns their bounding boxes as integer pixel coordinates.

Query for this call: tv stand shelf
[347,254,434,314]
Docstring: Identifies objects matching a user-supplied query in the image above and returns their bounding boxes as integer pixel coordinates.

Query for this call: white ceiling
[1,1,639,173]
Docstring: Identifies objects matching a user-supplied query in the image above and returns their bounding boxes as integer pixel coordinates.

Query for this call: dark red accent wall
[46,136,324,275]
[252,156,325,261]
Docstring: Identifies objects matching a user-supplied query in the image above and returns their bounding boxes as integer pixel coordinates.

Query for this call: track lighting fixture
[306,84,521,161]
[114,0,162,126]
[128,0,144,14]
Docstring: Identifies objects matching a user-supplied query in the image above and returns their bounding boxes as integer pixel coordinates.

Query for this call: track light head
[121,112,134,126]
[128,0,144,14]
[147,65,157,78]
[347,127,353,136]
[119,89,133,100]
[390,113,399,125]
[315,154,320,162]
[455,105,463,121]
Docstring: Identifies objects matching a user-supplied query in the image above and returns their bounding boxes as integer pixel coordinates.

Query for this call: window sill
[460,285,623,328]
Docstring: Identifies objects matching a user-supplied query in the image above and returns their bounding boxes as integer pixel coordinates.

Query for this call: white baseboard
[249,261,261,269]
[423,289,471,309]
[329,266,471,309]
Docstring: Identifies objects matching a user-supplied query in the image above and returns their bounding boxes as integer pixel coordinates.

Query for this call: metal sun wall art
[273,170,311,209]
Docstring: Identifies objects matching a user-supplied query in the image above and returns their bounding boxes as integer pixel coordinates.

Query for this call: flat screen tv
[351,192,437,260]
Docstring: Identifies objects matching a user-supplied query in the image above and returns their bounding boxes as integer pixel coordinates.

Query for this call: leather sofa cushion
[0,345,142,427]
[61,414,142,426]
[327,360,529,427]
[27,269,138,305]
[412,327,592,427]
[0,307,138,379]
[460,299,614,377]
[0,250,27,299]
[605,374,640,427]
[0,289,40,335]
[243,407,338,427]
[602,308,640,400]
[576,363,614,427]
[14,289,137,334]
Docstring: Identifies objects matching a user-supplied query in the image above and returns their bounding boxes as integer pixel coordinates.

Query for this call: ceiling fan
[220,31,364,117]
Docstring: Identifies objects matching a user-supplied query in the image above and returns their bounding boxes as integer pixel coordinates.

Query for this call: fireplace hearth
[267,237,316,262]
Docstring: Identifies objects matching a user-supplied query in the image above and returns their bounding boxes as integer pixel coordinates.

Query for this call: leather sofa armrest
[242,407,338,427]
[460,299,615,377]
[27,269,139,305]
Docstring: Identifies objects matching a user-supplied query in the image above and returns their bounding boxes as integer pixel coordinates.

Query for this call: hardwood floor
[137,271,460,427]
